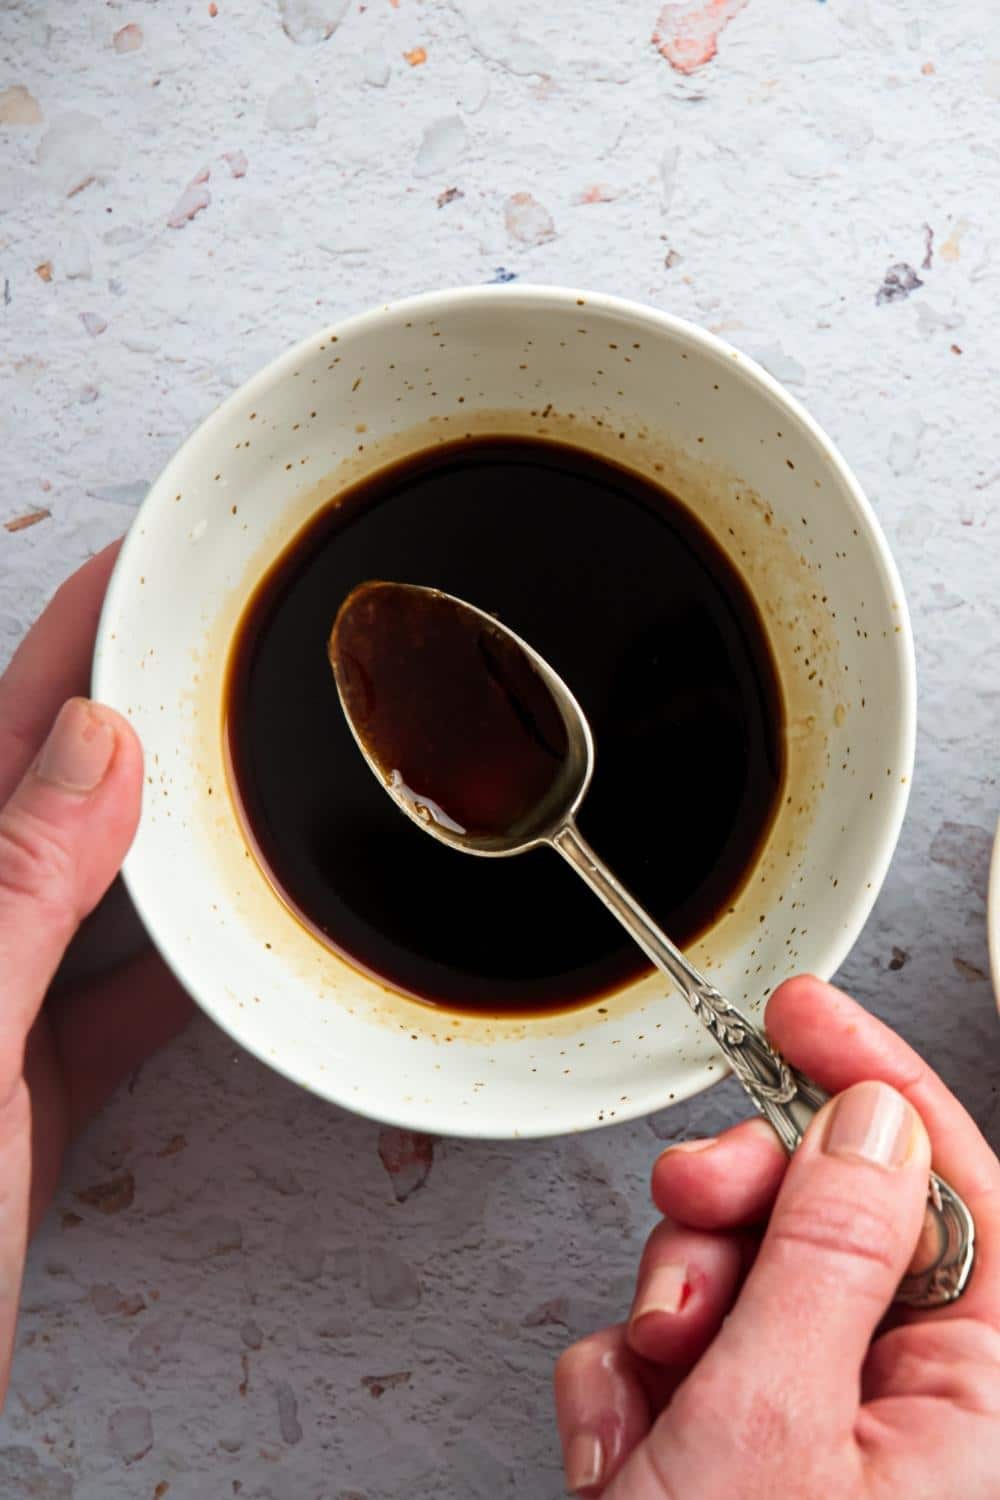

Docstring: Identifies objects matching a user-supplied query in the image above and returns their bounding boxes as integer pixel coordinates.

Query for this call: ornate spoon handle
[552,822,975,1309]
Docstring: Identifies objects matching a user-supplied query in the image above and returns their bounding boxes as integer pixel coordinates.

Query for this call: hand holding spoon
[330,581,974,1308]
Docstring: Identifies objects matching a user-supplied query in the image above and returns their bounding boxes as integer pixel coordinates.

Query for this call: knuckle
[878,1345,939,1392]
[870,1326,1000,1413]
[0,805,77,927]
[555,1330,608,1377]
[554,1326,626,1399]
[553,1341,588,1387]
[770,1191,901,1283]
[639,1217,679,1264]
[881,1318,1000,1379]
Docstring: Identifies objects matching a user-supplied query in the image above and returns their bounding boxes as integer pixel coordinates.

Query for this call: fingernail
[666,1137,715,1154]
[824,1080,915,1169]
[632,1261,688,1320]
[36,699,116,794]
[564,1432,604,1494]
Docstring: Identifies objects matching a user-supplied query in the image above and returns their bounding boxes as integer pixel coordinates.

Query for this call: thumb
[0,698,142,1062]
[704,1081,931,1424]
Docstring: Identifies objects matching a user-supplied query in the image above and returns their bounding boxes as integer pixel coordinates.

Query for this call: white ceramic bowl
[94,286,915,1138]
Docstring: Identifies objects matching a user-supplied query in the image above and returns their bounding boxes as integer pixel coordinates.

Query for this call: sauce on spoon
[330,581,569,841]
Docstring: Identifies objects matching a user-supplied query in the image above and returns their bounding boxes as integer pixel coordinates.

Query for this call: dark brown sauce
[330,582,571,842]
[224,437,784,1015]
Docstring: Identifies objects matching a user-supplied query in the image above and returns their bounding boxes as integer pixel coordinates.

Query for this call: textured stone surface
[1,1,999,1496]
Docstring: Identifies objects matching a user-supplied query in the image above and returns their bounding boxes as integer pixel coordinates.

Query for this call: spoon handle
[551,821,975,1309]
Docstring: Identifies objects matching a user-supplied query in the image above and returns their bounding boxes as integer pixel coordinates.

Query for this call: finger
[701,1080,931,1428]
[626,1217,750,1367]
[861,1315,1000,1408]
[0,692,137,1408]
[767,975,1000,1201]
[0,699,142,1071]
[23,1018,70,1236]
[47,948,193,1134]
[0,542,122,804]
[0,1013,81,1405]
[767,975,1000,1328]
[555,1326,652,1496]
[651,1117,788,1230]
[55,874,150,991]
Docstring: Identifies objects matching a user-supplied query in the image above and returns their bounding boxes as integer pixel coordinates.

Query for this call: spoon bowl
[330,581,593,856]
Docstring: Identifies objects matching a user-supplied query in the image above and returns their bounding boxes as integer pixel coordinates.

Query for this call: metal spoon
[330,582,974,1308]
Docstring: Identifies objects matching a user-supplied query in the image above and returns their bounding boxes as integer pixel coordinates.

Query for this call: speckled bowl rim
[94,284,917,1135]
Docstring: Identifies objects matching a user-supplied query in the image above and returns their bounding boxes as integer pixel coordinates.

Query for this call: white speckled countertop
[2,1,999,1495]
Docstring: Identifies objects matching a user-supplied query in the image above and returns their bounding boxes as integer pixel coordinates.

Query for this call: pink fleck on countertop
[652,0,749,75]
[574,183,621,204]
[168,170,212,228]
[504,191,556,246]
[113,23,144,53]
[0,84,43,123]
[377,1126,435,1201]
[79,311,108,337]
